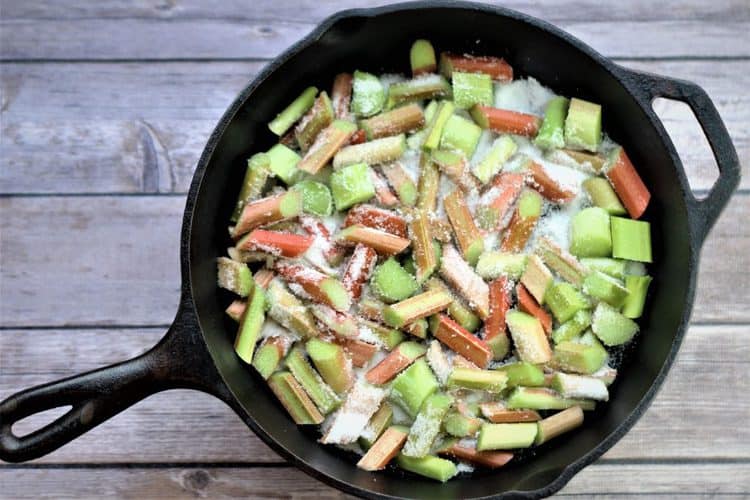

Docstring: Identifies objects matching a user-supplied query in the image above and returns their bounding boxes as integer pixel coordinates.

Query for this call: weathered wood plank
[1,325,746,463]
[1,195,746,327]
[1,60,747,194]
[1,0,748,60]
[5,0,748,23]
[1,463,748,498]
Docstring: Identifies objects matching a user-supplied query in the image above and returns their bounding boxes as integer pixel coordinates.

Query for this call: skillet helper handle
[0,301,229,463]
[620,67,741,243]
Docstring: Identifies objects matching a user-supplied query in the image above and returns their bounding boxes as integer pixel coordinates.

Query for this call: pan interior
[187,5,692,498]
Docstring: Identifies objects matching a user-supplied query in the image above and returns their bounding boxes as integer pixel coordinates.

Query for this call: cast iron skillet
[0,2,740,498]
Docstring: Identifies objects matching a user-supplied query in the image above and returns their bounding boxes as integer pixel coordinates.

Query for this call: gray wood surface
[0,0,748,498]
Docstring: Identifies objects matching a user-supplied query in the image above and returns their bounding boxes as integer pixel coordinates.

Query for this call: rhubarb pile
[218,39,653,482]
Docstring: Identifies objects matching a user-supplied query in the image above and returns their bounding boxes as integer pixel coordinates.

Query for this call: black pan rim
[183,2,701,498]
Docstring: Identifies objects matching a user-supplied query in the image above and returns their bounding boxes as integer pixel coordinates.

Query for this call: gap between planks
[1,325,747,463]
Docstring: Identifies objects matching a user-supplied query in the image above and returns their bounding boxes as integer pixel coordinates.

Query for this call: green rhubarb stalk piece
[495,362,545,388]
[551,309,592,344]
[295,91,334,151]
[440,114,482,157]
[545,282,590,323]
[447,368,508,393]
[231,153,272,221]
[534,406,584,445]
[266,143,302,185]
[477,423,538,451]
[611,216,652,263]
[333,134,407,168]
[233,283,266,364]
[390,358,440,418]
[290,180,333,216]
[305,338,353,394]
[422,101,455,151]
[580,258,627,280]
[410,39,437,75]
[351,70,385,118]
[583,177,627,215]
[505,387,596,411]
[216,257,253,297]
[266,279,320,338]
[534,96,569,150]
[361,104,425,140]
[452,71,493,110]
[423,100,438,123]
[621,275,652,319]
[382,162,418,206]
[359,402,394,449]
[551,372,609,401]
[591,302,639,346]
[472,135,517,185]
[505,310,553,364]
[383,288,453,328]
[330,163,376,211]
[251,337,288,379]
[564,97,602,152]
[402,393,454,458]
[359,319,404,350]
[268,86,318,136]
[396,454,457,482]
[476,252,528,280]
[426,278,481,332]
[267,371,324,425]
[387,74,452,109]
[443,411,482,438]
[370,257,419,303]
[582,271,630,308]
[285,346,341,414]
[570,207,612,258]
[553,340,607,375]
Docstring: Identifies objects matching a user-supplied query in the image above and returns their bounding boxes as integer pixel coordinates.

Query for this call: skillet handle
[0,298,230,463]
[618,67,741,243]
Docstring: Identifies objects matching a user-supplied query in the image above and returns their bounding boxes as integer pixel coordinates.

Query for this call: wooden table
[1,1,748,497]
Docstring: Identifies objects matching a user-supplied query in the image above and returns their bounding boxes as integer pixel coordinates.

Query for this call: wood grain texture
[0,1,747,497]
[1,194,747,327]
[5,0,749,22]
[1,1,748,60]
[1,60,747,194]
[2,463,748,499]
[1,325,747,463]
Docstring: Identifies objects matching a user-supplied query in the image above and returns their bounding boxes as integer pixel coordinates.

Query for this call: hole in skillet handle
[651,97,720,201]
[0,304,230,463]
[616,64,741,244]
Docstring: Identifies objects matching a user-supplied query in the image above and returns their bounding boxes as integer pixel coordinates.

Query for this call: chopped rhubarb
[471,105,541,137]
[433,314,493,369]
[236,230,314,258]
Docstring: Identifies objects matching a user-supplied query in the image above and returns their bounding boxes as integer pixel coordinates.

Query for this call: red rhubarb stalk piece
[331,73,353,120]
[344,204,408,238]
[342,244,378,301]
[485,277,511,341]
[433,314,493,369]
[604,147,651,219]
[472,105,541,137]
[516,283,553,334]
[237,229,314,258]
[441,53,514,82]
[526,161,575,203]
